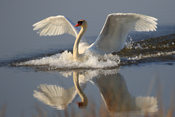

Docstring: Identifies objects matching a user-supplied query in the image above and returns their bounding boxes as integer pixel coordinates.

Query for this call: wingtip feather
[32,15,79,37]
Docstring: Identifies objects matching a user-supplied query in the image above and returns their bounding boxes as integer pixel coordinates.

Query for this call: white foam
[126,51,175,60]
[16,50,120,69]
[125,35,134,49]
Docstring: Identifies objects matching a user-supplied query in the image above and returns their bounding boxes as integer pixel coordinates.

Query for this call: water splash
[11,33,175,68]
[126,51,175,60]
[118,34,175,61]
[16,50,120,69]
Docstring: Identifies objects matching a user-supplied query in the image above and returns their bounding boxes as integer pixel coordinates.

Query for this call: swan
[33,13,158,61]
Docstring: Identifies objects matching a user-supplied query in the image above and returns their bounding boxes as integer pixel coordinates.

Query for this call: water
[1,0,175,116]
[0,24,175,116]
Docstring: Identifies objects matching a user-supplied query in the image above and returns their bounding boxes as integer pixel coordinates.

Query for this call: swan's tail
[135,96,158,112]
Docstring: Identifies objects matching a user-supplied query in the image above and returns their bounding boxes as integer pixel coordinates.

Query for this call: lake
[1,1,175,115]
[0,23,175,116]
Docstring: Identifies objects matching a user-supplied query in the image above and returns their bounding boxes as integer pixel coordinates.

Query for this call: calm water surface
[0,63,175,116]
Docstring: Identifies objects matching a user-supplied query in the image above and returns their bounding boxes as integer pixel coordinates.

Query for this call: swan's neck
[73,72,88,105]
[73,27,87,60]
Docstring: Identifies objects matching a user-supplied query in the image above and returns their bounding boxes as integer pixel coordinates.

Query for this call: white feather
[33,15,79,37]
[88,13,158,54]
[33,13,157,56]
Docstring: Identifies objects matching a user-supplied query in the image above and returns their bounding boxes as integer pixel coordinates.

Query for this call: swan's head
[75,20,87,28]
[77,102,87,108]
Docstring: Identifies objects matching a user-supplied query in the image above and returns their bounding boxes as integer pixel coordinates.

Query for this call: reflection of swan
[33,74,87,110]
[33,13,157,61]
[33,84,76,110]
[34,69,158,114]
[92,73,158,113]
[73,71,88,108]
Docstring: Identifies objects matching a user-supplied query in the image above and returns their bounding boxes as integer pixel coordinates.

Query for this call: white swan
[33,13,158,61]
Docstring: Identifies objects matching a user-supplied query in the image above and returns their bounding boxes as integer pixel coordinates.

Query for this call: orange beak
[74,23,81,27]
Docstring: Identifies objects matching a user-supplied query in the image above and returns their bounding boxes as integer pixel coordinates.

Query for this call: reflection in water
[93,72,157,113]
[33,74,87,110]
[73,72,88,108]
[33,68,158,114]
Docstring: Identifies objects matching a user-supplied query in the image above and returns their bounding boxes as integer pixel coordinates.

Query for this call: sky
[0,0,175,59]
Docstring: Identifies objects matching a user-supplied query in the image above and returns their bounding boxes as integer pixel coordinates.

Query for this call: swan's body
[33,13,158,60]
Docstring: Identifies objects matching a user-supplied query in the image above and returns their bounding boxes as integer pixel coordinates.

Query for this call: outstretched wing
[33,15,79,37]
[88,13,158,54]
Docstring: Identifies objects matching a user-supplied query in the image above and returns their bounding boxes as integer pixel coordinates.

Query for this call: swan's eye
[78,21,83,25]
[75,21,84,27]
